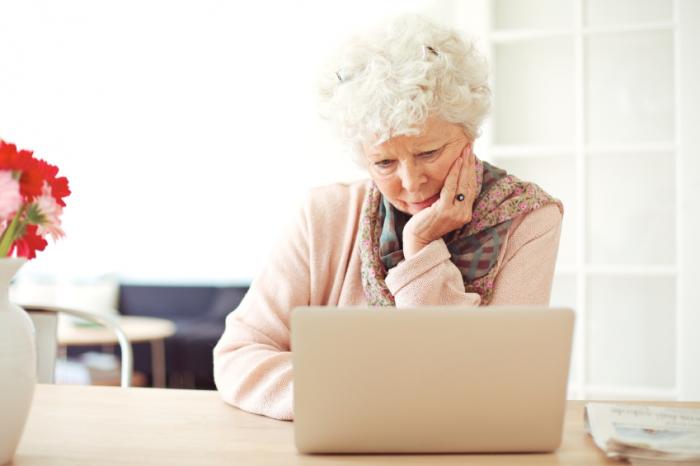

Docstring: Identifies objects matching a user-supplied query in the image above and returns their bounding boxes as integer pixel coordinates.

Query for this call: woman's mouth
[406,193,440,211]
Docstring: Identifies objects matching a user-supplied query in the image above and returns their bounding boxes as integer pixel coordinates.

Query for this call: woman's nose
[399,161,425,193]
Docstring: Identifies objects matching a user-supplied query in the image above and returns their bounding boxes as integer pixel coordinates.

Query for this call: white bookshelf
[485,0,680,400]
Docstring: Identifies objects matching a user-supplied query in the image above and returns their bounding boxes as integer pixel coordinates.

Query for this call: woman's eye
[418,150,438,158]
[375,160,395,169]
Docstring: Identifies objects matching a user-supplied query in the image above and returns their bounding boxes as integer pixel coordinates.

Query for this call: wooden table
[58,316,176,387]
[13,384,700,465]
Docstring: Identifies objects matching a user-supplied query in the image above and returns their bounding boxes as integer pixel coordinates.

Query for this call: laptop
[291,306,575,454]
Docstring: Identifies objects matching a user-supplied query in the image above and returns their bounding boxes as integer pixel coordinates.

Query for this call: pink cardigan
[213,180,563,421]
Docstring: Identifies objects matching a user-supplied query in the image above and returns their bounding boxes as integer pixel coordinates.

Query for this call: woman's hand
[402,145,477,259]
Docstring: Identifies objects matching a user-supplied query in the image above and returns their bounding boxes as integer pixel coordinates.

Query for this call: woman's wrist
[403,234,431,259]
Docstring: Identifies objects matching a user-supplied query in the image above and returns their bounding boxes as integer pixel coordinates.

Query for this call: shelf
[586,265,677,276]
[587,151,675,266]
[583,21,675,35]
[490,142,676,157]
[490,0,682,408]
[491,0,573,32]
[586,30,675,144]
[587,275,676,389]
[490,22,675,43]
[585,142,676,154]
[492,38,575,145]
[491,146,573,158]
[490,29,572,43]
[585,0,673,29]
[555,266,677,276]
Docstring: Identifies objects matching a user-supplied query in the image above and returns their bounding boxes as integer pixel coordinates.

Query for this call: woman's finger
[438,155,464,207]
[454,144,472,203]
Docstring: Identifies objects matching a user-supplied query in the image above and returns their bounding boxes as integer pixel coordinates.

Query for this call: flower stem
[0,206,25,257]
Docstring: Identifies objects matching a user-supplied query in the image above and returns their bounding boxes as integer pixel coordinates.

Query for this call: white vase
[0,258,36,466]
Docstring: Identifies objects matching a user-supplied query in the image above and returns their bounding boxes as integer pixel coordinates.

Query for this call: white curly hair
[318,14,491,158]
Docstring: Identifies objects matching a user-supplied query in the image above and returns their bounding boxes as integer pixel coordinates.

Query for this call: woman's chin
[404,194,440,213]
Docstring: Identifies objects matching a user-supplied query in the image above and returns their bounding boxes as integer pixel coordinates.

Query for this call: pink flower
[0,170,21,221]
[0,139,70,259]
[35,182,65,241]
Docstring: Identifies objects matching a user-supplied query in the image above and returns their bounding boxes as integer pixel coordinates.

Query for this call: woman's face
[363,117,472,215]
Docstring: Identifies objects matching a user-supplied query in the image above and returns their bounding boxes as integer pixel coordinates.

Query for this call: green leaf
[0,207,25,257]
[25,203,47,226]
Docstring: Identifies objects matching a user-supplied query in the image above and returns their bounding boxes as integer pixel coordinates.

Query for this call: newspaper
[585,403,700,465]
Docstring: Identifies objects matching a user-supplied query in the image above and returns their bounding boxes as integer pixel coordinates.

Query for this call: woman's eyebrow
[414,143,443,154]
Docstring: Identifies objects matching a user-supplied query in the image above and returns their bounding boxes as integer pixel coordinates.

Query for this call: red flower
[0,140,16,168]
[50,176,71,206]
[32,157,71,206]
[0,140,44,200]
[1,138,70,259]
[10,224,48,259]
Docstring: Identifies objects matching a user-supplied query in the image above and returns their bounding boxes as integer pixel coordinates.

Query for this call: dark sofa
[117,284,249,389]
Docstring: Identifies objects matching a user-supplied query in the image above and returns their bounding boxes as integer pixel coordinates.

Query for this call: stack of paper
[585,403,700,465]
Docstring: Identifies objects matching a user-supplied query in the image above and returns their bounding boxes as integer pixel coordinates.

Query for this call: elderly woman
[214,15,563,421]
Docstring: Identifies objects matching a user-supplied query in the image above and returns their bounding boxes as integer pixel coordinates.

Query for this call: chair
[118,284,248,388]
[24,305,133,387]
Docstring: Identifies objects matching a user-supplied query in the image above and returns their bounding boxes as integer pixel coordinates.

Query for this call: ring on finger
[455,193,465,202]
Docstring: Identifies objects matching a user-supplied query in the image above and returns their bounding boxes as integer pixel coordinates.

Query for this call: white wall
[678,0,700,399]
[483,0,700,400]
[4,0,697,399]
[0,0,466,284]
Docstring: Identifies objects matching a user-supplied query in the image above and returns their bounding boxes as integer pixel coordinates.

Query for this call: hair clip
[426,45,438,56]
[335,71,343,82]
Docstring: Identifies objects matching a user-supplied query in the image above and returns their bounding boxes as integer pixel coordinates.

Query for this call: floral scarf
[359,157,563,306]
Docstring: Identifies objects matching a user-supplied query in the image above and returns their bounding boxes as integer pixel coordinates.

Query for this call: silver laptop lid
[292,306,575,454]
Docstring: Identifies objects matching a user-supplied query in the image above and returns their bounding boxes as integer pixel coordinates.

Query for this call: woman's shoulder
[303,179,372,215]
[294,180,371,255]
[507,202,563,249]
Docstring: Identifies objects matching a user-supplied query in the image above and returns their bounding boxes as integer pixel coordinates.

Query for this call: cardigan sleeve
[385,238,482,306]
[385,203,563,307]
[212,202,311,421]
[489,203,563,305]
